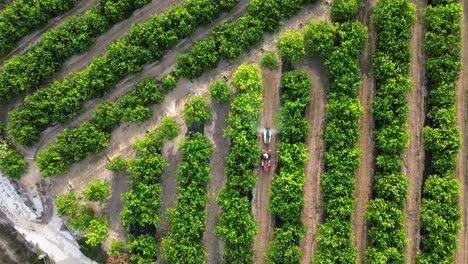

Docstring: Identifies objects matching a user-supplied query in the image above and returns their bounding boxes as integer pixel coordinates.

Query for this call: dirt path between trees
[404,0,427,263]
[299,57,327,264]
[252,63,281,264]
[352,1,378,262]
[49,0,185,84]
[0,0,98,65]
[455,0,468,262]
[204,101,230,264]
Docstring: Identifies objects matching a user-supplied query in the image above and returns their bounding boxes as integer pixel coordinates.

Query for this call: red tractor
[261,151,271,172]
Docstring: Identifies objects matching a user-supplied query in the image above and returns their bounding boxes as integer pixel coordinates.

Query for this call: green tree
[183,96,212,126]
[107,240,125,256]
[0,138,26,179]
[105,156,129,172]
[276,30,305,63]
[83,180,111,203]
[162,74,177,91]
[209,80,231,104]
[85,217,109,246]
[261,52,279,69]
[55,192,79,217]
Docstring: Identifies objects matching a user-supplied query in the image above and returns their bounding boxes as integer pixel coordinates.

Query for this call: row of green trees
[55,180,111,247]
[7,0,241,146]
[305,11,367,262]
[0,0,152,102]
[0,136,26,179]
[35,78,164,176]
[0,0,79,57]
[118,117,179,263]
[174,0,318,81]
[162,98,213,263]
[265,70,311,263]
[366,0,415,262]
[216,64,262,263]
[419,1,463,262]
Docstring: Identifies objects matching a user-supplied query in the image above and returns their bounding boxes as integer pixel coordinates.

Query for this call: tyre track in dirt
[352,1,377,262]
[404,0,427,263]
[455,0,468,262]
[299,57,327,264]
[0,0,98,64]
[49,0,185,85]
[204,101,230,264]
[252,64,281,264]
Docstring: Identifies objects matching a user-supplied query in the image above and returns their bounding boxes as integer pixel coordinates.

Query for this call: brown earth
[298,57,328,264]
[0,0,99,64]
[404,0,427,263]
[352,0,378,262]
[203,100,231,264]
[252,58,281,264]
[455,0,468,262]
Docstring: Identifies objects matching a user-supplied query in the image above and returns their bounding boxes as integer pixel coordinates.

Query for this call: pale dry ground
[352,0,377,262]
[252,56,281,264]
[298,57,328,264]
[404,0,427,262]
[0,0,98,65]
[455,0,468,262]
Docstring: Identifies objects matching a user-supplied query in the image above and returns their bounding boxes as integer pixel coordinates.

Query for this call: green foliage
[266,70,310,262]
[365,0,415,261]
[162,74,177,91]
[305,13,367,264]
[107,240,125,256]
[120,118,177,263]
[85,217,109,247]
[55,192,79,217]
[159,116,180,140]
[105,156,129,172]
[83,180,111,203]
[209,80,231,104]
[161,133,213,264]
[36,122,109,176]
[216,64,263,262]
[419,1,462,262]
[8,0,242,146]
[35,78,164,177]
[175,0,313,80]
[304,21,336,58]
[0,0,154,103]
[183,96,212,126]
[276,30,305,63]
[265,224,305,264]
[260,52,279,69]
[331,0,361,22]
[127,234,157,263]
[55,191,108,241]
[0,0,79,58]
[175,38,219,80]
[0,138,26,179]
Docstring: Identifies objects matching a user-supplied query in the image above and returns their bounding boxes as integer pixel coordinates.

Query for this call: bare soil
[252,60,281,264]
[298,57,328,264]
[351,0,378,262]
[455,0,468,262]
[0,0,98,64]
[404,0,427,262]
[203,100,231,264]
